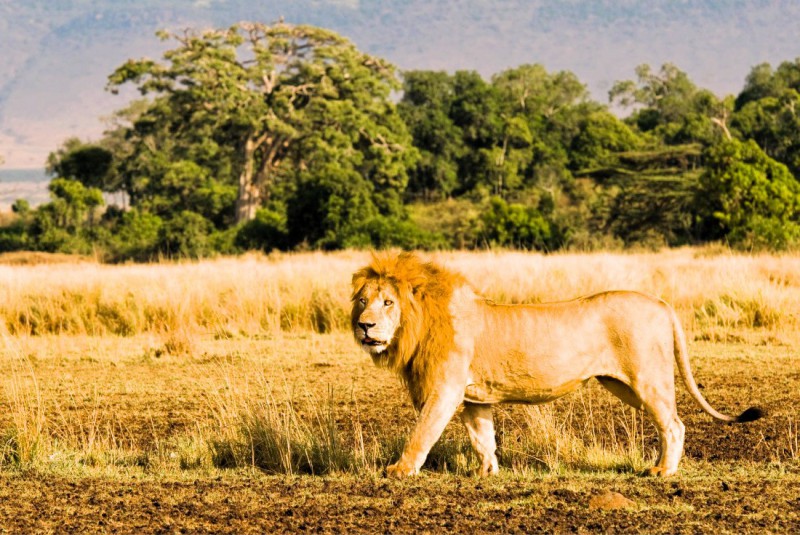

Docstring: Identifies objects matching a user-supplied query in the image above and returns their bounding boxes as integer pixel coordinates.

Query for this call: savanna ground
[0,249,798,533]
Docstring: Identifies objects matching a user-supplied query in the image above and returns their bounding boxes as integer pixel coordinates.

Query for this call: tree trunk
[235,137,261,223]
[711,116,732,141]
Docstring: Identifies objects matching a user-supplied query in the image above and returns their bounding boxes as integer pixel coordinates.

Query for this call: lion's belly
[464,344,614,404]
[464,375,589,404]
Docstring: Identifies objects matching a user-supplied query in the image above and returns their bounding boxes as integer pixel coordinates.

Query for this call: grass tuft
[497,387,654,475]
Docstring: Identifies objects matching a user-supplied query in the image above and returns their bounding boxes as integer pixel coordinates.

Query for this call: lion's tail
[669,306,764,423]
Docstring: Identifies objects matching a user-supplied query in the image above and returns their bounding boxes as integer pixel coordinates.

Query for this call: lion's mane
[351,252,465,406]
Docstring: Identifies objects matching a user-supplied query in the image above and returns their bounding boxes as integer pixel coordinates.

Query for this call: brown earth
[0,334,798,533]
[1,469,798,534]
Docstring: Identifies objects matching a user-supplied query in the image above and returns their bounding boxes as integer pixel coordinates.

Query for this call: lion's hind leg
[598,376,685,476]
[641,405,685,477]
[635,385,686,477]
[460,402,499,476]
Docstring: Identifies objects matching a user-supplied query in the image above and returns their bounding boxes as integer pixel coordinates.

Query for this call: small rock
[588,490,636,510]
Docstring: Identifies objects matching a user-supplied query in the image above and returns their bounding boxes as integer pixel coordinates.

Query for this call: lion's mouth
[361,336,386,347]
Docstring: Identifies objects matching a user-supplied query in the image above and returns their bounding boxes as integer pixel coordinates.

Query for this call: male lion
[351,252,763,478]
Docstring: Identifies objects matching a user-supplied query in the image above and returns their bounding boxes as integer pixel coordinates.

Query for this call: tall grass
[1,354,45,466]
[0,248,797,476]
[496,384,653,475]
[0,252,356,338]
[204,361,390,475]
[1,248,799,341]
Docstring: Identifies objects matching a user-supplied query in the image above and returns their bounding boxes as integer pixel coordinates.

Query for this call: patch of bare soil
[0,471,798,534]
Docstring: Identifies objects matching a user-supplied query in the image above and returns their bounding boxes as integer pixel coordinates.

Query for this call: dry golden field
[0,248,798,533]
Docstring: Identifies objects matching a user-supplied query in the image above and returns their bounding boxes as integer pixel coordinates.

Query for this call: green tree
[108,96,237,224]
[0,199,31,252]
[106,208,163,261]
[569,111,642,171]
[45,178,104,228]
[433,65,598,198]
[732,60,800,176]
[578,143,703,247]
[235,207,288,252]
[108,21,416,224]
[607,173,700,246]
[735,59,800,109]
[610,63,732,145]
[475,196,555,250]
[157,211,213,258]
[28,179,105,254]
[697,138,800,249]
[449,71,504,194]
[398,71,465,200]
[286,163,379,248]
[46,138,116,191]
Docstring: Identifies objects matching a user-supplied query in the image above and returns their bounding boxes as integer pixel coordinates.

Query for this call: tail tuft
[736,407,764,423]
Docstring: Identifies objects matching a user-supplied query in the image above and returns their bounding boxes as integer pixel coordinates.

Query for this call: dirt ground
[0,333,798,533]
[1,468,798,534]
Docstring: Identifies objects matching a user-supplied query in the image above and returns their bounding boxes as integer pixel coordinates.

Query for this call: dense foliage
[3,22,800,258]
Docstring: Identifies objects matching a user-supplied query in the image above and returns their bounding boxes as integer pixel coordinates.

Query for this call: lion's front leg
[387,384,465,479]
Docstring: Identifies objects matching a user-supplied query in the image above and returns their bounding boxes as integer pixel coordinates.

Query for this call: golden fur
[351,252,762,478]
[351,251,463,407]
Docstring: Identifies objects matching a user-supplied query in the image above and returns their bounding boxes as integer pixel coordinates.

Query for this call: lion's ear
[351,269,371,300]
[410,280,424,296]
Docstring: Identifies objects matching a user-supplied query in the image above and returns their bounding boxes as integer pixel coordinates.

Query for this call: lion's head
[351,253,464,393]
[351,275,402,356]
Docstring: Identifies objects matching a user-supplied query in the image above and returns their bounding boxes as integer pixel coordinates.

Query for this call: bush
[157,211,213,258]
[697,139,800,250]
[235,208,289,252]
[476,196,555,250]
[728,216,800,251]
[108,209,163,261]
[348,215,446,250]
[407,198,483,249]
[0,218,29,252]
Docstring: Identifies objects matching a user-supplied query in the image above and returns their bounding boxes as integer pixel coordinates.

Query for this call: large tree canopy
[731,60,800,177]
[106,21,417,228]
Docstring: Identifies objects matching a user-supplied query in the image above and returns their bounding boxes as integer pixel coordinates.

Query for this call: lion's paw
[386,462,418,479]
[643,466,676,477]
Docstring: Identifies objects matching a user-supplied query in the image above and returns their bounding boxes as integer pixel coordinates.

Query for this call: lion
[351,251,763,478]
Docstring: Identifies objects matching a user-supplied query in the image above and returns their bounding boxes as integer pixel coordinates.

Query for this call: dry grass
[1,247,799,344]
[0,248,798,480]
[0,251,96,265]
[498,390,652,475]
[0,252,358,337]
[434,248,800,342]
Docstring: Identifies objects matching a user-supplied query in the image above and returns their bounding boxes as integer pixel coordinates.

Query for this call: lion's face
[352,279,401,355]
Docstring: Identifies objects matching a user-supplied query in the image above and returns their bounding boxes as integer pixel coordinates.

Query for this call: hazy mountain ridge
[1,0,800,168]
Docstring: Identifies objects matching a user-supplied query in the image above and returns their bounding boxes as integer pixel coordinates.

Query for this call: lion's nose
[358,321,375,333]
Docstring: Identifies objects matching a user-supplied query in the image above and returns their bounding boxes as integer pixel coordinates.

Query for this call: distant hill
[1,0,800,168]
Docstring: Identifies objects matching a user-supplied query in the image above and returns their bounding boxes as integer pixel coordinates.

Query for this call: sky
[1,0,799,170]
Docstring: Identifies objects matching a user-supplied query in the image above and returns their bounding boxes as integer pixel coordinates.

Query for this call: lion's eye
[359,297,367,305]
[384,299,393,307]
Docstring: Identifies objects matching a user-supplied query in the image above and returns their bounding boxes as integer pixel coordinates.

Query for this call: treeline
[2,21,800,259]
